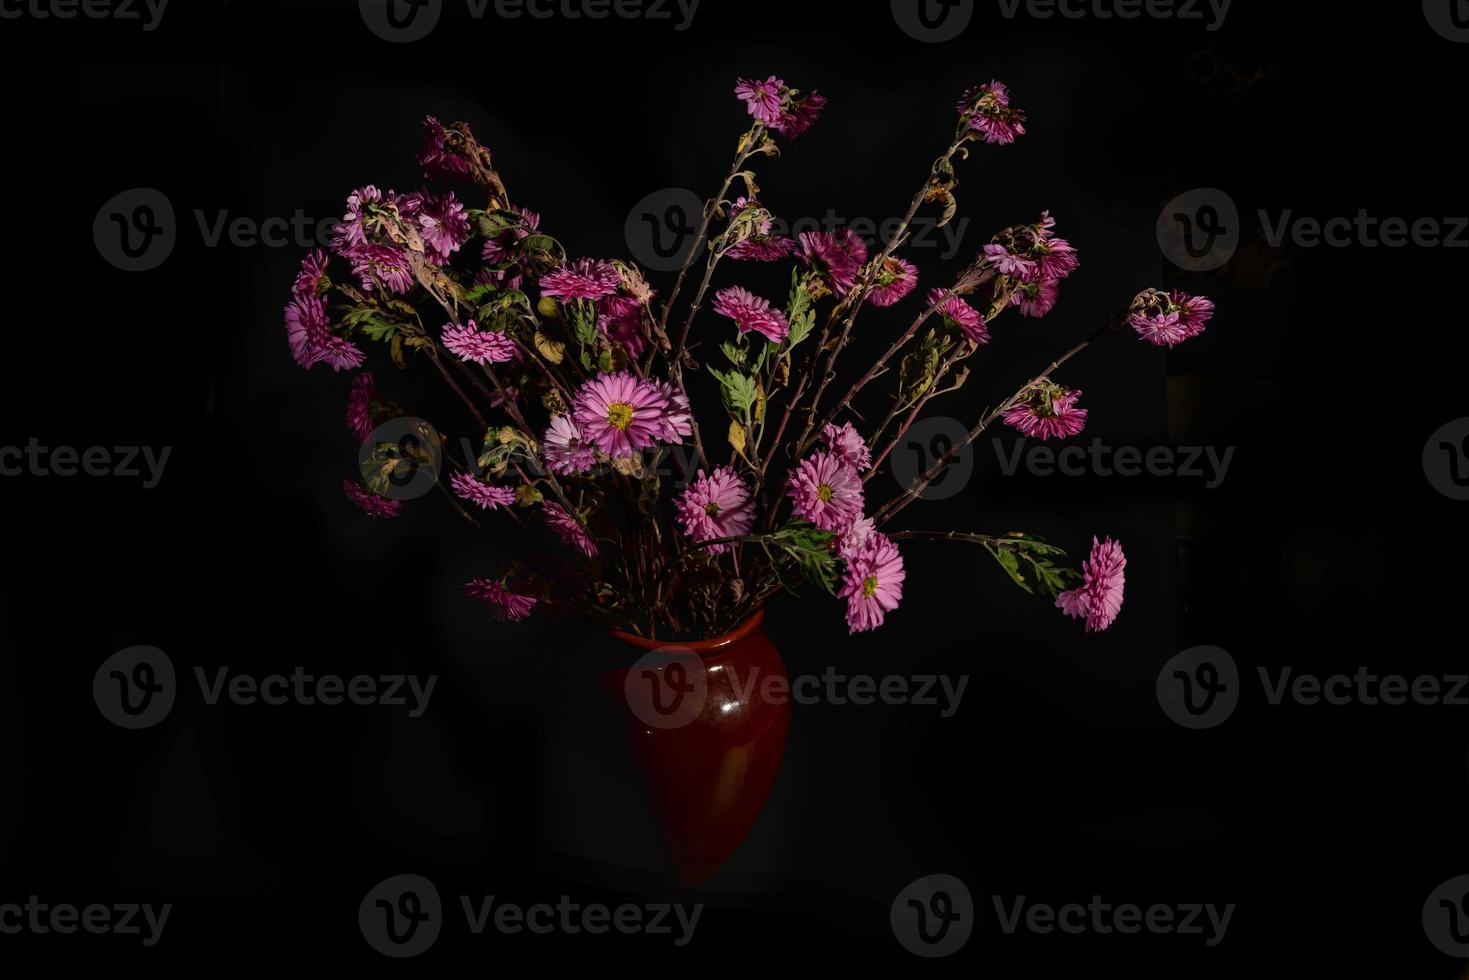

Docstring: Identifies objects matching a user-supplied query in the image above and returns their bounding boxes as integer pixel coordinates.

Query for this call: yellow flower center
[605,401,635,431]
[704,501,722,517]
[862,575,879,598]
[817,484,834,503]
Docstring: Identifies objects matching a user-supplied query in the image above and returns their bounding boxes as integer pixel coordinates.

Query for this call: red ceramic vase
[606,610,789,885]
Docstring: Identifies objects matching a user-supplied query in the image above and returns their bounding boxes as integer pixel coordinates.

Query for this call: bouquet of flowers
[284,76,1214,641]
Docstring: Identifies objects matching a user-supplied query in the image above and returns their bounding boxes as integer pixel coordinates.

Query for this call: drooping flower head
[867,256,920,308]
[450,472,516,511]
[347,372,380,443]
[571,372,670,458]
[482,206,540,265]
[285,293,364,372]
[465,578,537,622]
[1128,288,1215,348]
[540,258,623,302]
[712,285,790,344]
[725,198,797,262]
[294,249,330,300]
[656,381,694,444]
[839,533,905,633]
[411,189,471,264]
[957,81,1027,145]
[543,502,598,557]
[340,242,415,296]
[786,451,865,531]
[1001,383,1088,440]
[542,415,597,475]
[675,467,755,555]
[343,479,401,519]
[734,75,785,124]
[443,319,516,365]
[1056,536,1126,632]
[418,116,472,180]
[984,212,1078,319]
[821,421,873,472]
[799,228,868,296]
[772,90,826,139]
[927,287,990,345]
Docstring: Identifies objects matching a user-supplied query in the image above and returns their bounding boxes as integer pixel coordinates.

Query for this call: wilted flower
[544,502,598,557]
[464,578,537,622]
[798,228,868,295]
[772,90,826,139]
[867,256,920,308]
[540,258,623,302]
[1128,289,1215,348]
[1001,383,1088,440]
[343,479,401,518]
[450,472,516,510]
[957,81,1027,145]
[1056,536,1126,632]
[712,285,790,343]
[928,287,990,345]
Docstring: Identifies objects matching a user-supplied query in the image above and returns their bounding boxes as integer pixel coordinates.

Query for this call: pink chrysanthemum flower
[725,198,797,262]
[837,516,876,561]
[286,295,364,372]
[543,502,598,557]
[1129,288,1215,348]
[543,415,597,475]
[712,286,790,343]
[786,451,865,531]
[571,372,670,458]
[418,116,471,180]
[772,90,826,139]
[957,81,1027,145]
[294,249,330,299]
[341,243,415,295]
[1002,384,1088,440]
[450,472,516,510]
[347,372,379,443]
[482,206,540,264]
[868,257,919,308]
[1056,535,1126,633]
[675,466,755,555]
[1013,276,1061,319]
[464,578,537,622]
[839,533,905,634]
[799,229,868,295]
[657,382,694,444]
[822,421,873,472]
[596,294,649,357]
[443,319,516,365]
[331,185,383,251]
[413,190,470,264]
[343,479,401,519]
[734,75,785,124]
[927,287,990,345]
[540,258,622,302]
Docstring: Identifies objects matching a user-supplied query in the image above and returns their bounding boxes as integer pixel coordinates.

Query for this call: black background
[2,0,1466,972]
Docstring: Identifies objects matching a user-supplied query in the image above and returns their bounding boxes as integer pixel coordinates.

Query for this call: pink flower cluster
[957,81,1027,145]
[1128,289,1215,348]
[984,212,1079,319]
[734,76,826,139]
